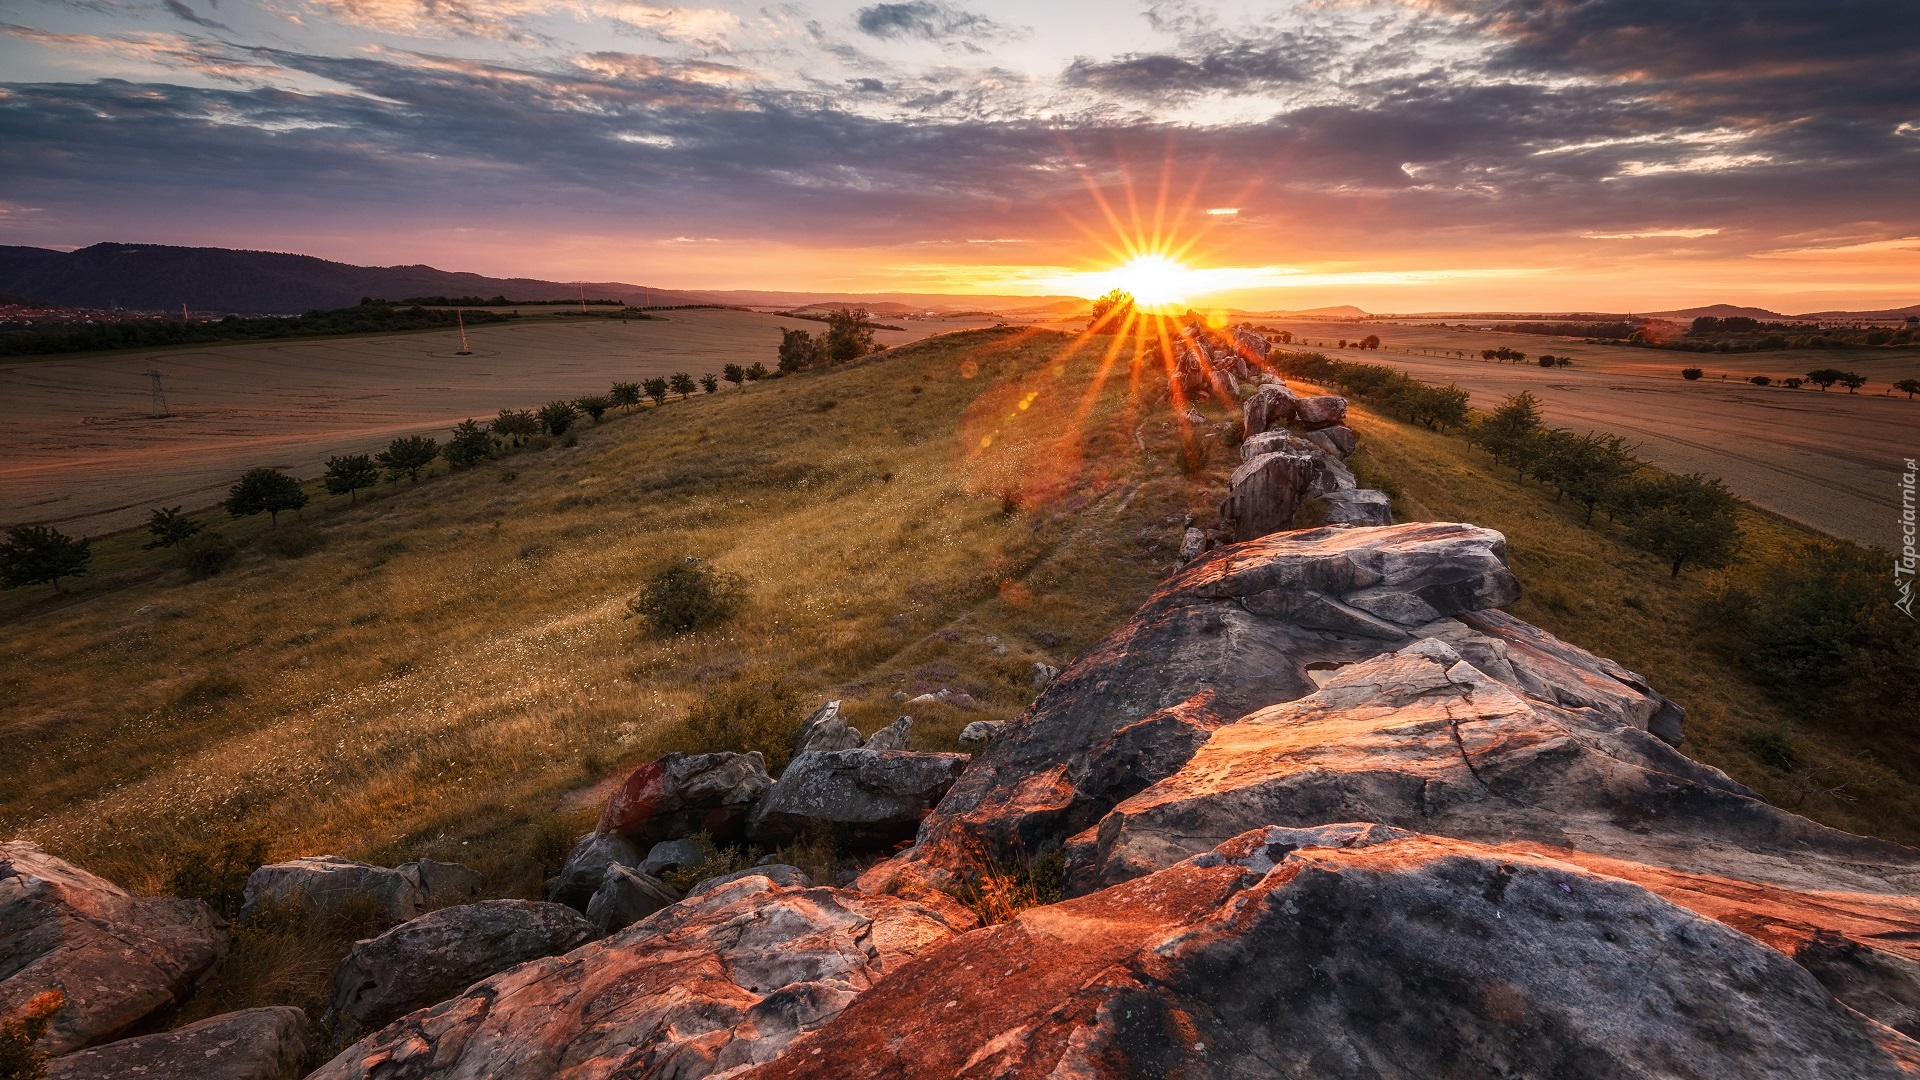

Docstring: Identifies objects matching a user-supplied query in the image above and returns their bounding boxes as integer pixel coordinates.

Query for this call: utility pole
[579,281,586,314]
[142,369,169,418]
[455,308,472,355]
[181,303,189,322]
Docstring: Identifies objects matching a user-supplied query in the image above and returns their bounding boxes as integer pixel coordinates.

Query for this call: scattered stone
[1293,393,1349,428]
[1322,488,1392,526]
[547,832,641,911]
[1240,385,1297,438]
[956,721,1003,752]
[1306,423,1357,457]
[1031,661,1059,688]
[1183,407,1204,424]
[687,864,812,897]
[1179,526,1207,561]
[639,838,705,879]
[862,716,913,751]
[748,749,971,848]
[307,877,976,1080]
[44,1007,308,1080]
[791,700,862,755]
[238,856,429,926]
[326,900,593,1041]
[904,689,975,710]
[596,751,772,848]
[1220,449,1319,540]
[751,830,1919,1080]
[402,859,484,908]
[585,865,681,936]
[0,842,228,1056]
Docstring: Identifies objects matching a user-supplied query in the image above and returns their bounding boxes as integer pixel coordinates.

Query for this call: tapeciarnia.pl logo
[1899,458,1916,620]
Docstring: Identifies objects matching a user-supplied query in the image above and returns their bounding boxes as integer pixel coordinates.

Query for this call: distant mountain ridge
[0,243,710,314]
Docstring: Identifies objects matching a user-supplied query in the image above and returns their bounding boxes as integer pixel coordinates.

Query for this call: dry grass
[1344,403,1920,844]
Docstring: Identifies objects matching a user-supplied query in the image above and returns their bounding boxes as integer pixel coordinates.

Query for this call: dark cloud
[854,2,1010,42]
[160,0,230,31]
[1062,39,1324,99]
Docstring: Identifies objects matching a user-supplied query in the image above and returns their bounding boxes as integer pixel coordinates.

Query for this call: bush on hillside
[627,558,742,634]
[168,831,270,921]
[260,524,325,559]
[179,532,239,576]
[674,679,801,771]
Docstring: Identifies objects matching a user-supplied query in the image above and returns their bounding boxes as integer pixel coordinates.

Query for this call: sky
[2,0,1917,312]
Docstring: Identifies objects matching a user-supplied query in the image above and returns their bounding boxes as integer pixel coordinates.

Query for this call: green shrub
[627,559,742,634]
[658,832,754,894]
[674,679,801,770]
[179,533,239,577]
[259,524,325,559]
[169,832,269,920]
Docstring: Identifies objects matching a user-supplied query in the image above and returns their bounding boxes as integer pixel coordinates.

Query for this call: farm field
[1273,320,1913,549]
[0,308,1005,536]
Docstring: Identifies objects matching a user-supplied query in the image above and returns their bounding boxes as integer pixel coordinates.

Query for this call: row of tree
[1271,353,1470,432]
[777,310,882,372]
[1678,367,1908,394]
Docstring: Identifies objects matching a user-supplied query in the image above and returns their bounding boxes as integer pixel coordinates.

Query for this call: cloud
[853,2,1013,43]
[161,0,231,31]
[1583,228,1720,239]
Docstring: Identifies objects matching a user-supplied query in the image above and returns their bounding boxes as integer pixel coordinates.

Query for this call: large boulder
[1078,638,1920,897]
[1234,326,1272,359]
[1306,452,1357,496]
[638,838,705,879]
[1322,487,1392,525]
[308,873,977,1080]
[1293,393,1349,428]
[238,856,460,925]
[596,751,773,848]
[1240,385,1297,437]
[325,899,594,1042]
[890,524,1693,885]
[1237,427,1312,461]
[861,715,912,751]
[1304,424,1356,457]
[748,749,970,849]
[0,842,228,1055]
[44,1006,308,1080]
[790,700,862,756]
[585,864,681,936]
[749,829,1920,1080]
[403,859,484,908]
[1220,449,1319,540]
[548,831,641,911]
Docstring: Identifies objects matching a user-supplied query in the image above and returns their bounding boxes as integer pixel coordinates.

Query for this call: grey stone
[239,856,424,926]
[687,864,813,897]
[1293,393,1349,428]
[791,700,863,756]
[1322,488,1392,526]
[957,721,1003,751]
[596,751,773,848]
[1031,661,1059,688]
[863,716,913,751]
[45,1007,307,1080]
[1220,449,1319,540]
[1240,385,1298,438]
[1308,423,1357,456]
[1238,428,1307,460]
[547,831,641,911]
[1307,453,1357,496]
[1180,526,1207,561]
[0,843,228,1056]
[639,838,705,879]
[748,749,971,848]
[399,859,484,909]
[585,864,681,936]
[326,900,593,1041]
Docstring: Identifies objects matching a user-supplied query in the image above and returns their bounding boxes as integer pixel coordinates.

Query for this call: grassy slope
[1343,405,1920,844]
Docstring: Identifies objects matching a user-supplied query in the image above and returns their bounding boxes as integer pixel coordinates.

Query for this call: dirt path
[0,309,1000,536]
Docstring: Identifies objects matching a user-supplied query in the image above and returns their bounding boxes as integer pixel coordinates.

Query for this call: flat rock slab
[45,1006,307,1080]
[0,842,228,1055]
[749,829,1919,1080]
[327,899,594,1040]
[309,873,977,1080]
[239,856,480,925]
[748,749,969,849]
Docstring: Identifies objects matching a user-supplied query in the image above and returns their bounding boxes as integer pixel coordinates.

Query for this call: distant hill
[1643,304,1790,321]
[1794,303,1920,320]
[0,243,709,315]
[688,289,1085,313]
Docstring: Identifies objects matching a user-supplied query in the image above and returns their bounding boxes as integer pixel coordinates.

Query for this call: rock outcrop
[861,715,912,751]
[308,872,977,1080]
[749,829,1920,1080]
[325,899,594,1041]
[238,856,480,925]
[548,831,641,911]
[0,841,228,1055]
[596,751,772,848]
[43,1006,308,1080]
[1293,392,1349,428]
[1220,448,1319,540]
[748,749,969,849]
[1322,487,1392,525]
[790,700,862,756]
[1240,385,1296,438]
[585,864,681,935]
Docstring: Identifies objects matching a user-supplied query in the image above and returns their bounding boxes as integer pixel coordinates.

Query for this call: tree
[824,309,876,364]
[1,525,91,593]
[1839,371,1867,393]
[1554,356,1573,368]
[323,453,379,502]
[1538,355,1557,367]
[746,362,770,381]
[1276,330,1293,344]
[493,408,540,445]
[377,435,439,482]
[1089,289,1135,329]
[225,467,307,526]
[1359,334,1380,350]
[1617,472,1742,578]
[1681,368,1704,380]
[778,328,821,373]
[1481,349,1498,361]
[1806,368,1844,391]
[1895,378,1920,399]
[723,363,746,390]
[1783,377,1804,388]
[670,372,698,399]
[1473,391,1544,477]
[537,400,578,435]
[576,394,612,422]
[143,506,201,549]
[643,377,670,406]
[700,372,719,394]
[609,382,641,411]
[443,418,492,466]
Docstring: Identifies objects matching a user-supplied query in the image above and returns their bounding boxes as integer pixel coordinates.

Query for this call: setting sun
[1106,254,1195,308]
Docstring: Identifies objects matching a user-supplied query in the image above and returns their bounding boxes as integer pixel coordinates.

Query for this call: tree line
[0,303,518,357]
[775,310,885,372]
[1679,367,1916,395]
